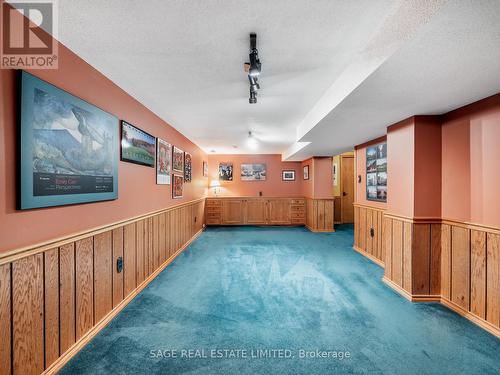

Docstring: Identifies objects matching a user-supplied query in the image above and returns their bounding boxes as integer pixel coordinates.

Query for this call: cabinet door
[246,199,267,224]
[222,200,245,224]
[268,199,291,225]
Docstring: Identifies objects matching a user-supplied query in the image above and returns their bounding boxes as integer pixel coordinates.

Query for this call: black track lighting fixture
[244,33,261,104]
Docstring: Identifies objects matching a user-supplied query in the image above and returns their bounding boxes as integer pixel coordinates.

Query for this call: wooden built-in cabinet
[206,197,305,226]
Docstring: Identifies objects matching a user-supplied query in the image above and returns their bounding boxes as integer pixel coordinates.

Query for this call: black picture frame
[366,142,387,202]
[303,165,309,180]
[120,120,156,167]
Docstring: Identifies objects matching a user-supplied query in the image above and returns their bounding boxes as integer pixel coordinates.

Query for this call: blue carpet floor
[60,225,500,375]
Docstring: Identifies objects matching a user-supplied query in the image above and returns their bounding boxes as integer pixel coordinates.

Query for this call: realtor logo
[1,0,58,69]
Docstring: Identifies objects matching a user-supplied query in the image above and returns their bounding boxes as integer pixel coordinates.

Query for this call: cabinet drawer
[291,218,305,224]
[206,212,221,218]
[291,205,305,211]
[291,212,305,219]
[291,199,305,205]
[206,199,222,207]
[206,206,222,213]
[206,218,221,225]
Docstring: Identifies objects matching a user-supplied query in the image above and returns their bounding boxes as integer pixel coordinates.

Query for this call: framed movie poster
[282,170,295,181]
[303,165,309,180]
[172,174,183,199]
[172,146,184,173]
[219,162,233,181]
[184,152,192,182]
[203,161,208,177]
[156,138,171,185]
[366,142,387,202]
[121,121,156,167]
[19,71,119,210]
[240,163,266,181]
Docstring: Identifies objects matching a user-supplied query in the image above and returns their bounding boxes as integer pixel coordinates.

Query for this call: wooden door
[246,199,267,224]
[341,156,354,223]
[222,199,245,224]
[268,199,291,225]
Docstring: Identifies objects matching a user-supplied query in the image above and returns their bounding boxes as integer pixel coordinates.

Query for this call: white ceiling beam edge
[283,0,447,161]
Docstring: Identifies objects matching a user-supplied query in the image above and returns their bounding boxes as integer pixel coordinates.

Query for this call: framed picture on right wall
[303,165,309,180]
[366,142,387,202]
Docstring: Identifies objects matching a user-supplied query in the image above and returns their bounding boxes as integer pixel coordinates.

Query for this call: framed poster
[282,170,295,181]
[303,165,309,180]
[172,146,184,173]
[19,71,119,209]
[120,121,156,167]
[172,174,183,199]
[203,161,208,177]
[184,152,192,182]
[240,163,266,181]
[219,162,233,181]
[366,142,387,202]
[333,162,338,186]
[156,138,171,185]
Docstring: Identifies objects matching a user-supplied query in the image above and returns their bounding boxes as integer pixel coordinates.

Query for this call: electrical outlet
[117,257,123,273]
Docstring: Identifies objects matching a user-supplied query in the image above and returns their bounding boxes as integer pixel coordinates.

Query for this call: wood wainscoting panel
[59,243,76,354]
[441,224,452,300]
[451,226,470,310]
[366,209,373,255]
[123,223,137,298]
[391,220,404,287]
[402,221,413,293]
[75,238,94,340]
[486,233,499,327]
[44,248,60,367]
[0,263,11,375]
[359,207,366,250]
[0,198,206,375]
[383,216,392,278]
[470,230,486,319]
[93,231,113,323]
[429,224,441,295]
[112,228,124,308]
[12,254,44,375]
[412,224,431,296]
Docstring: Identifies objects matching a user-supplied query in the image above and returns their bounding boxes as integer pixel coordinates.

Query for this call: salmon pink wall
[354,137,387,209]
[312,157,334,199]
[207,154,302,197]
[386,119,415,217]
[442,93,500,228]
[0,46,207,253]
[414,116,442,218]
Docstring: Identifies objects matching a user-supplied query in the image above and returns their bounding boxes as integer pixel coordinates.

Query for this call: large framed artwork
[172,146,184,173]
[121,121,155,167]
[156,138,171,185]
[184,152,192,182]
[366,142,387,202]
[172,174,183,199]
[19,71,119,210]
[303,165,309,180]
[240,163,266,181]
[219,162,233,181]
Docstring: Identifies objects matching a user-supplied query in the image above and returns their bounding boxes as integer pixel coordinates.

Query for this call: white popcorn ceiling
[55,0,500,160]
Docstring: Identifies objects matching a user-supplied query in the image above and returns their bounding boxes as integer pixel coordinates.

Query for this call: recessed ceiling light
[247,131,258,150]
